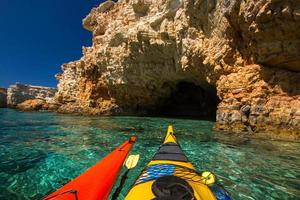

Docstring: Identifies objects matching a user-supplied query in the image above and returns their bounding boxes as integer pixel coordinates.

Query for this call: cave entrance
[158,81,219,120]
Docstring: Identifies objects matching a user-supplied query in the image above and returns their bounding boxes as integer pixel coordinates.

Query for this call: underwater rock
[0,150,47,174]
[0,88,7,108]
[117,126,145,133]
[213,131,250,146]
[54,0,300,140]
[7,83,57,107]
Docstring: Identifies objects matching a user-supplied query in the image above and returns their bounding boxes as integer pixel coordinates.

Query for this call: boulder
[16,99,46,111]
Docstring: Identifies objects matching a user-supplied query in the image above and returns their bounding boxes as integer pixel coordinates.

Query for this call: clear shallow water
[0,108,299,200]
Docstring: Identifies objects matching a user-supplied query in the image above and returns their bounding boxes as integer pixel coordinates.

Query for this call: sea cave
[157,81,219,120]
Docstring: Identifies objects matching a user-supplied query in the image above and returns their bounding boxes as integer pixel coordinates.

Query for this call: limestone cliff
[54,0,300,139]
[7,83,57,107]
[0,88,7,108]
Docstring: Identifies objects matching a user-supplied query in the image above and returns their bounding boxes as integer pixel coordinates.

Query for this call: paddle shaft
[111,169,130,200]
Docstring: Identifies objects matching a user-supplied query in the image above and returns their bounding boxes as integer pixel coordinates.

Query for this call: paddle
[111,154,140,200]
[125,154,140,169]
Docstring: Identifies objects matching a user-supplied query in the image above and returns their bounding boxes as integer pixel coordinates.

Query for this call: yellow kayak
[125,126,231,200]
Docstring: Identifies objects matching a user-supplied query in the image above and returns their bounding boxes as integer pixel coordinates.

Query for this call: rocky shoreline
[215,65,300,140]
[2,0,299,141]
[1,83,57,111]
[52,0,299,140]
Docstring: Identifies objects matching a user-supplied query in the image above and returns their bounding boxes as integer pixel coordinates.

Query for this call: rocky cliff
[7,83,57,107]
[0,88,7,108]
[54,0,300,139]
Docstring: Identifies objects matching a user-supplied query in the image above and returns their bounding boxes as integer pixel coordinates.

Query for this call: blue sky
[0,0,104,88]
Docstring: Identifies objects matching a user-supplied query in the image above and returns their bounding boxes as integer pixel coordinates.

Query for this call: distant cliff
[7,83,57,107]
[53,0,299,139]
[0,88,7,108]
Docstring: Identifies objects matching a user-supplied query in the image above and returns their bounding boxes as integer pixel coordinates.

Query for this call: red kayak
[44,136,137,200]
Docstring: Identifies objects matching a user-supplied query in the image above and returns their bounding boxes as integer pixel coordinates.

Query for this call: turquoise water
[0,108,299,200]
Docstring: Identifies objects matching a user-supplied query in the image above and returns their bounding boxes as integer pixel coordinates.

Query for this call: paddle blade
[125,154,140,169]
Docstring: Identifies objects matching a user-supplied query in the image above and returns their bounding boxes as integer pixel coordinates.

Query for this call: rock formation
[16,99,58,111]
[216,64,300,140]
[54,0,300,139]
[0,88,7,108]
[7,83,57,107]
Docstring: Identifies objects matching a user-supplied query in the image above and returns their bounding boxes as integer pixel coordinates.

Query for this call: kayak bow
[44,136,137,200]
[125,126,231,200]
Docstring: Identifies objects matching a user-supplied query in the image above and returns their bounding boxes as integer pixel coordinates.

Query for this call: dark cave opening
[157,81,219,120]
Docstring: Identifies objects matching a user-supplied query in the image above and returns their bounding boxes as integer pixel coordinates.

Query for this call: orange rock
[16,99,47,111]
[51,0,300,140]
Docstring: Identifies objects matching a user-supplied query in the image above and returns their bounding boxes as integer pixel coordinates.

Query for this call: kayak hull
[125,126,230,200]
[44,136,136,200]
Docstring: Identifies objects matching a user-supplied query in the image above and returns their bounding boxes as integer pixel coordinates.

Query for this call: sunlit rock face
[216,65,300,140]
[54,0,300,139]
[7,83,57,107]
[0,88,7,108]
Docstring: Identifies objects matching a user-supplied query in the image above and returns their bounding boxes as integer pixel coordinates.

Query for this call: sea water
[0,108,299,200]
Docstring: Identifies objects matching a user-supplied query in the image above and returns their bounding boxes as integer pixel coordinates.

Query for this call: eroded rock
[16,99,46,111]
[54,0,300,139]
[7,83,57,107]
[216,65,300,140]
[132,0,150,16]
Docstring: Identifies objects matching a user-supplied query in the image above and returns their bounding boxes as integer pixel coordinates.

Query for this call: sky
[0,0,105,88]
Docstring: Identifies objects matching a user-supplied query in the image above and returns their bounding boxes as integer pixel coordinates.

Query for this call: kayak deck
[125,126,218,200]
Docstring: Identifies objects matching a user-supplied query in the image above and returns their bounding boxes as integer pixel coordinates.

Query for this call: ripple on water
[0,108,299,200]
